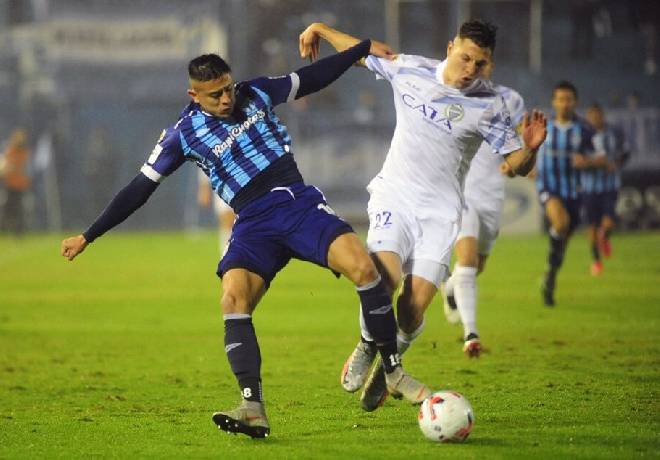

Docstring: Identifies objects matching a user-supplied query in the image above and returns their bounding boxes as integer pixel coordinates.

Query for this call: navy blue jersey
[581,124,627,194]
[140,74,301,206]
[536,117,594,200]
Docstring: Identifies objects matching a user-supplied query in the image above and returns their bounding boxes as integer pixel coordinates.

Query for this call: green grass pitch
[1,231,659,459]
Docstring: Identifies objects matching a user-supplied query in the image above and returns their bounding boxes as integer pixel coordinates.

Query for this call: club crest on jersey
[445,103,464,122]
[401,93,452,133]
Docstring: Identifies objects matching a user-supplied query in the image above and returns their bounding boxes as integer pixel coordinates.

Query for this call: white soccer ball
[418,391,474,443]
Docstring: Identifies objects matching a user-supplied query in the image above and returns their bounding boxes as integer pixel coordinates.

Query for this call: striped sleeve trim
[287,72,300,102]
[140,164,164,183]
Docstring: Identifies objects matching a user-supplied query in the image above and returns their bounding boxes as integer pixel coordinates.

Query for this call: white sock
[453,265,478,338]
[396,319,425,355]
[444,272,455,297]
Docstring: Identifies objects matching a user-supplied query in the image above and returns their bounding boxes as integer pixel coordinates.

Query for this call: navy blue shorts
[583,191,618,225]
[218,182,354,287]
[539,190,581,234]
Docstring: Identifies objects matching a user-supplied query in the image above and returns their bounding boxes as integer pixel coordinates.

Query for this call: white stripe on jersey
[287,72,300,102]
[140,164,163,183]
[364,54,521,221]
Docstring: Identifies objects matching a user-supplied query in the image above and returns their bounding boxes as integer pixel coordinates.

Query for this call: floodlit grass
[1,231,659,459]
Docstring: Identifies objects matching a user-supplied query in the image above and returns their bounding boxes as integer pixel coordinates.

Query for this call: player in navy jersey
[583,103,629,273]
[536,81,601,306]
[60,41,432,438]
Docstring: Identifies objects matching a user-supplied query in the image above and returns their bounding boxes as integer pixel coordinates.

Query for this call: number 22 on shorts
[373,211,393,230]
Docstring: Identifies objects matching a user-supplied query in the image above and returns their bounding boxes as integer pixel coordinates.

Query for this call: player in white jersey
[442,65,527,358]
[299,20,547,411]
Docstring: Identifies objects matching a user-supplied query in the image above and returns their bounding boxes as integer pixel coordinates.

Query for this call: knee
[457,252,479,268]
[348,255,380,287]
[221,290,250,314]
[552,219,570,238]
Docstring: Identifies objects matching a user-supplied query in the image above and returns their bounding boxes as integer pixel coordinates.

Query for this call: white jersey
[364,54,521,221]
[464,85,526,212]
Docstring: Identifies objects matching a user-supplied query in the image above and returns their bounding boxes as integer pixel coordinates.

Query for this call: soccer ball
[418,391,474,443]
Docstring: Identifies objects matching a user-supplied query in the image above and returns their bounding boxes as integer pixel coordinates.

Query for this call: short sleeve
[140,128,185,183]
[477,95,522,155]
[365,55,400,81]
[503,89,526,126]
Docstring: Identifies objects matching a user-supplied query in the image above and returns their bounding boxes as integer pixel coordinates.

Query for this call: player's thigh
[407,215,459,287]
[327,232,379,286]
[583,193,604,228]
[602,191,618,228]
[218,215,291,292]
[220,268,267,315]
[396,274,438,333]
[455,205,480,267]
[477,207,502,257]
[544,196,570,234]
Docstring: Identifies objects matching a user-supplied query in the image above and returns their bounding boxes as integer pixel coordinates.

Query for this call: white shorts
[456,203,502,255]
[213,195,232,215]
[365,195,459,288]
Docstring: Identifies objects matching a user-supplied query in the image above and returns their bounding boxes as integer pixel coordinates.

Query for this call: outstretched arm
[294,39,372,98]
[571,152,610,170]
[500,110,547,177]
[299,22,396,65]
[61,173,159,261]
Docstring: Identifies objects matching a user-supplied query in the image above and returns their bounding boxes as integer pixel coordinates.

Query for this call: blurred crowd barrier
[0,0,658,234]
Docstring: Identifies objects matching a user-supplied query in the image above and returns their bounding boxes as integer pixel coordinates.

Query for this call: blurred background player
[536,81,599,306]
[582,103,630,274]
[197,169,235,252]
[0,128,31,236]
[61,41,432,439]
[442,62,527,358]
[300,20,547,411]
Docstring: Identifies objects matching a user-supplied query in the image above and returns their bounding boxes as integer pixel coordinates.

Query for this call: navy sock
[224,315,262,402]
[591,243,601,262]
[547,234,566,281]
[357,277,400,373]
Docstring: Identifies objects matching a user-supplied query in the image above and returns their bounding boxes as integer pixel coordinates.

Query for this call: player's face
[552,89,577,120]
[586,107,604,129]
[445,37,492,88]
[188,73,236,118]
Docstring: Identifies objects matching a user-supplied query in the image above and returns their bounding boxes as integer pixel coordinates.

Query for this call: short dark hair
[188,54,232,81]
[458,20,497,52]
[553,80,578,99]
[588,102,603,111]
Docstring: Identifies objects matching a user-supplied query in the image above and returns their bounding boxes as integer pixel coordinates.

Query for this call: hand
[521,110,547,152]
[369,40,397,60]
[499,160,515,178]
[61,234,88,261]
[299,23,322,61]
[572,153,588,168]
